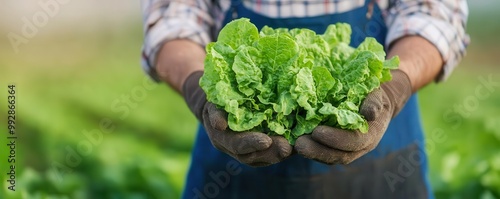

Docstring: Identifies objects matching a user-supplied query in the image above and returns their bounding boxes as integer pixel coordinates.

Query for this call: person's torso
[183,1,432,198]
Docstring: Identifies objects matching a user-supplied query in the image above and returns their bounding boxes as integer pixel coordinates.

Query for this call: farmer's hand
[183,71,293,167]
[295,70,412,164]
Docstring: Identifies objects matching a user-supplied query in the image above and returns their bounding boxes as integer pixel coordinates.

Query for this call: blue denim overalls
[184,1,432,198]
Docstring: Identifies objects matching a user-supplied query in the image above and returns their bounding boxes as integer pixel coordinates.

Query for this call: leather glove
[295,70,412,164]
[182,71,293,167]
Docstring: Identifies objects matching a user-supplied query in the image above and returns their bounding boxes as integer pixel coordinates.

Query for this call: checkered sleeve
[385,0,470,82]
[140,0,214,81]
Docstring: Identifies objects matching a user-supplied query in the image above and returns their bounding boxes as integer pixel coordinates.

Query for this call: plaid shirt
[140,0,469,82]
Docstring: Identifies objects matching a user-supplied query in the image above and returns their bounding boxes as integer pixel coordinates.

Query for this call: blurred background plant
[0,1,499,198]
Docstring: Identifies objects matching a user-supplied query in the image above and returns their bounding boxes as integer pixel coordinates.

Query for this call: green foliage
[0,24,194,198]
[200,18,398,144]
[419,70,500,199]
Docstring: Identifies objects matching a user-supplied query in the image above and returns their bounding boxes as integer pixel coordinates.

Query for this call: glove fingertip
[207,103,228,131]
[360,89,384,121]
[270,136,293,158]
[312,125,334,135]
[252,133,273,149]
[232,133,272,154]
[294,135,313,154]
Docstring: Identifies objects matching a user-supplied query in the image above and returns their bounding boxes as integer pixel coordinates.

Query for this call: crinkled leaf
[274,91,297,116]
[227,106,267,131]
[312,66,336,101]
[384,56,400,69]
[232,46,262,96]
[201,18,397,144]
[291,67,317,120]
[356,37,386,61]
[323,23,352,49]
[217,18,259,50]
[256,32,299,104]
[292,115,321,139]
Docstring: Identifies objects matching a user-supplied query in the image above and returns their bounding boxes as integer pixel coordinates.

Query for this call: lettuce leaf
[200,18,399,144]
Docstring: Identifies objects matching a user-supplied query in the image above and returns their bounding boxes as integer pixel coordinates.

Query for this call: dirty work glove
[182,71,292,167]
[295,70,412,165]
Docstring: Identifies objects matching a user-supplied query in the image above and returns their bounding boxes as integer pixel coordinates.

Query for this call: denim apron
[183,1,432,198]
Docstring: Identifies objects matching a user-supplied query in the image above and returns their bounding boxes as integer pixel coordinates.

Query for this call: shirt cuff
[141,18,211,82]
[385,14,469,82]
[141,0,213,82]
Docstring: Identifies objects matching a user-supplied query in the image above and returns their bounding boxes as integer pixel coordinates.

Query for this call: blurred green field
[1,1,500,199]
